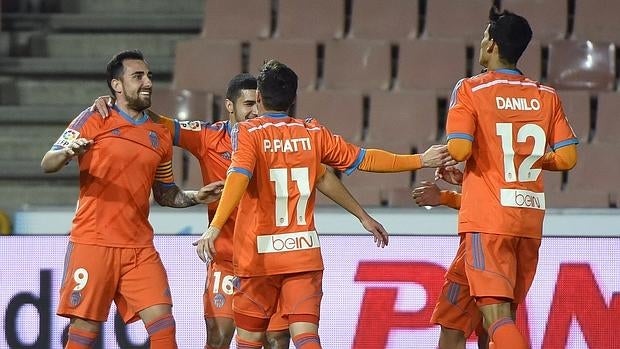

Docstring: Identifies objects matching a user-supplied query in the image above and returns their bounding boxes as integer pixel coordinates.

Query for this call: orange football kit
[207,113,428,331]
[432,69,578,336]
[55,106,175,324]
[157,116,288,330]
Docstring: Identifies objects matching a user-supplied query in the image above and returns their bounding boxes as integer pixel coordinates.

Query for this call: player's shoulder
[69,108,100,130]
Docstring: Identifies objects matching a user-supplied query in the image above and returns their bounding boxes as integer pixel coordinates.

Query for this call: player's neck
[115,101,144,120]
[486,58,517,72]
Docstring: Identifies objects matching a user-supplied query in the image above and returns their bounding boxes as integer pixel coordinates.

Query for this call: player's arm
[541,144,577,171]
[41,138,93,173]
[445,78,476,162]
[352,144,455,174]
[42,109,95,173]
[412,181,461,210]
[316,167,388,247]
[152,161,223,207]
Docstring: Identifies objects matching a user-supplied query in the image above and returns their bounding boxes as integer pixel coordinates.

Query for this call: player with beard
[41,50,224,349]
[91,73,390,349]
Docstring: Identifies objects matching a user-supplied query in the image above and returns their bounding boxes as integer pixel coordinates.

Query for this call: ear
[111,79,122,94]
[487,39,496,54]
[224,98,234,114]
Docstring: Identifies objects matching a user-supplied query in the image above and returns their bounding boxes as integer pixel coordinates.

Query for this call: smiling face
[113,59,153,112]
[226,89,258,125]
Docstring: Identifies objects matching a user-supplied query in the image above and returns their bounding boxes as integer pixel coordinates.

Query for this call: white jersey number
[212,271,234,295]
[496,123,546,182]
[269,167,311,226]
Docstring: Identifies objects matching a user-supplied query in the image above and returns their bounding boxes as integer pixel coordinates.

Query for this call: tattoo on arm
[153,182,199,208]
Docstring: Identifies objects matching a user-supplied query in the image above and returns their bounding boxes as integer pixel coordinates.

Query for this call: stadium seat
[295,90,364,142]
[322,40,391,91]
[397,39,467,93]
[365,90,438,150]
[547,40,615,92]
[557,90,590,143]
[151,87,213,121]
[543,171,564,193]
[173,39,242,94]
[501,0,567,43]
[349,0,418,40]
[593,92,620,145]
[202,0,271,40]
[517,40,541,81]
[274,0,345,40]
[545,189,612,208]
[343,171,413,207]
[422,0,492,44]
[565,143,620,193]
[249,40,317,91]
[573,0,620,44]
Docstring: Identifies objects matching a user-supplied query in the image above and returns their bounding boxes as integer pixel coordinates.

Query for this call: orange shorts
[464,232,541,303]
[203,260,290,332]
[204,260,235,319]
[57,242,172,324]
[431,237,482,337]
[233,270,323,332]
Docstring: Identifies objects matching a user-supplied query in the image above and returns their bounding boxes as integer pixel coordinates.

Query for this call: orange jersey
[446,69,578,238]
[52,106,174,247]
[156,117,237,263]
[229,114,364,277]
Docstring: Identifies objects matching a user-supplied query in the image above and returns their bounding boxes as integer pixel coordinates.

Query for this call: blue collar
[495,68,523,76]
[113,104,148,125]
[224,120,231,136]
[262,112,289,118]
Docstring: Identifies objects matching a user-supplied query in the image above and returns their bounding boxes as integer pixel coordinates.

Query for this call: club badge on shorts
[213,293,226,309]
[70,290,82,307]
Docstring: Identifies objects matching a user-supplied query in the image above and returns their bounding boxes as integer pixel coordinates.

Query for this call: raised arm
[316,168,388,247]
[41,138,93,173]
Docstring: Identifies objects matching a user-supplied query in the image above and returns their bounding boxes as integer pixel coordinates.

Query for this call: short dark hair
[488,7,532,65]
[226,73,257,101]
[106,50,146,95]
[257,60,298,112]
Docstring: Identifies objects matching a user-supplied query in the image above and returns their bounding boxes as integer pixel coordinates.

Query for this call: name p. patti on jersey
[263,138,312,153]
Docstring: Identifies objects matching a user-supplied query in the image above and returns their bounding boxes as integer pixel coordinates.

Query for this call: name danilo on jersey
[496,96,541,111]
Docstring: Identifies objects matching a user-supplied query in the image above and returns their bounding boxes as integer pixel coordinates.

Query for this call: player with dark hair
[444,7,578,349]
[195,59,454,349]
[91,71,390,349]
[42,49,223,349]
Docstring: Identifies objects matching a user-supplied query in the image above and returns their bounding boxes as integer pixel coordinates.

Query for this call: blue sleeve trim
[551,137,579,151]
[155,181,176,188]
[173,119,180,146]
[228,167,252,179]
[344,148,367,176]
[446,133,474,142]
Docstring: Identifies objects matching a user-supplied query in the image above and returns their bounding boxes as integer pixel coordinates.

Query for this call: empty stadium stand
[2,0,619,212]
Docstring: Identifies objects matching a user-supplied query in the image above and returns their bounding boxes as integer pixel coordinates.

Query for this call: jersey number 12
[496,123,546,183]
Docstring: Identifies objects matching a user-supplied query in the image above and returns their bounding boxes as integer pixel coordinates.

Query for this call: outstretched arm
[412,181,461,210]
[358,145,455,173]
[153,180,224,208]
[194,172,250,262]
[316,169,388,247]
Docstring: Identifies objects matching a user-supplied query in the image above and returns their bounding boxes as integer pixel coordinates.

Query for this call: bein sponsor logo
[257,230,320,253]
[501,188,545,210]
